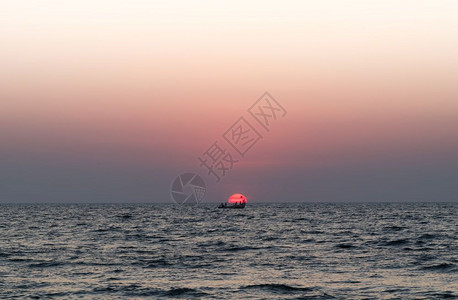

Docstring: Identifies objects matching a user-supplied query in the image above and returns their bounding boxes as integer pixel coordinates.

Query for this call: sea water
[0,202,456,299]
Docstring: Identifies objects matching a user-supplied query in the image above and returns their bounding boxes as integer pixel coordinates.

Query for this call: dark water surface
[0,203,457,299]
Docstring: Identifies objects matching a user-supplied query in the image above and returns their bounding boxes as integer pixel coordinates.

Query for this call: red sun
[228,193,247,204]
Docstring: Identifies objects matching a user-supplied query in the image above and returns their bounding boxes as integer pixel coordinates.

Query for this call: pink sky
[1,1,457,202]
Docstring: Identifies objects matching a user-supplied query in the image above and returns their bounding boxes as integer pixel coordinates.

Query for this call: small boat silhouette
[218,202,246,209]
[218,193,246,209]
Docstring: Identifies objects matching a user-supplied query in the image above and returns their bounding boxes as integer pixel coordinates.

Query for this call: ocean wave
[384,238,410,246]
[335,243,357,249]
[241,283,314,293]
[0,251,11,258]
[218,245,271,252]
[118,213,133,219]
[422,291,458,299]
[418,233,438,240]
[162,287,208,297]
[421,263,457,272]
[383,225,406,231]
[27,261,65,268]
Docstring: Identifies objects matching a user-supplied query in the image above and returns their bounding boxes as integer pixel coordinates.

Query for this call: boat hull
[218,203,246,209]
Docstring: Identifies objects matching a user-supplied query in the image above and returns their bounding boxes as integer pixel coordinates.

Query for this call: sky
[1,0,458,203]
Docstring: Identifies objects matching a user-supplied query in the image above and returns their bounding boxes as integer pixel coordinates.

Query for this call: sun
[228,193,247,204]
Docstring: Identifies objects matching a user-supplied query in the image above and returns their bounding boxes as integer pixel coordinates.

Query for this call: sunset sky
[1,1,457,203]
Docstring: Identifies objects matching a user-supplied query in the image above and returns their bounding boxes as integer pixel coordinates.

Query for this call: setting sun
[228,193,247,204]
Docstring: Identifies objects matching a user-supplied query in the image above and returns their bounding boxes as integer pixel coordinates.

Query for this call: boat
[218,202,246,209]
[218,193,247,209]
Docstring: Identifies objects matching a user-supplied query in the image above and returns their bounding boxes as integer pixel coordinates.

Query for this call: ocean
[0,203,456,299]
